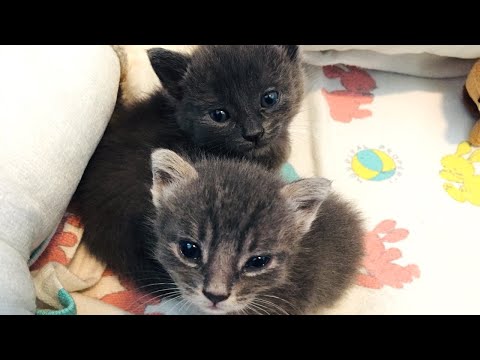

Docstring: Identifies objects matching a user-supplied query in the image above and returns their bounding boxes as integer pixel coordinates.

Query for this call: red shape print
[356,220,420,289]
[322,65,376,123]
[30,215,80,271]
[321,89,373,123]
[323,65,376,93]
[100,271,163,315]
[66,215,82,228]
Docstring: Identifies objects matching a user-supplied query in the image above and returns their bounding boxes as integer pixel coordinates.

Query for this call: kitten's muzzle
[242,126,265,143]
[202,290,230,305]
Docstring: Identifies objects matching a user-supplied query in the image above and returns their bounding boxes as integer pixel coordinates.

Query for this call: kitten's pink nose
[203,290,230,305]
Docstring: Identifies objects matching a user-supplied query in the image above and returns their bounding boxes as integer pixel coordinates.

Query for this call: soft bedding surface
[289,64,479,314]
[30,47,480,314]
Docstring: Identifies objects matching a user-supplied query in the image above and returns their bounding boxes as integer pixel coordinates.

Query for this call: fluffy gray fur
[150,150,365,315]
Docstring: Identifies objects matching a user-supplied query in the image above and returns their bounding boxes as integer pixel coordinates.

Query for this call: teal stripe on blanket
[281,162,300,183]
[36,289,77,315]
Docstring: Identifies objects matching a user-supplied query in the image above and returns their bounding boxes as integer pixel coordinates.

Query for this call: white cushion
[0,45,120,314]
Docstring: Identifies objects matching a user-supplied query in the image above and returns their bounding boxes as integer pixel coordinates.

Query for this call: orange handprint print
[30,215,82,271]
[100,268,163,315]
[323,65,376,93]
[322,65,376,123]
[357,220,420,289]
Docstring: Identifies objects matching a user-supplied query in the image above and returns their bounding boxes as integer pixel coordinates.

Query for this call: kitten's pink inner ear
[150,149,198,207]
[281,177,332,234]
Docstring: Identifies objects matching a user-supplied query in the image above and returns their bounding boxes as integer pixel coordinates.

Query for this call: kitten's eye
[179,240,201,260]
[261,90,279,108]
[209,109,230,123]
[244,256,271,270]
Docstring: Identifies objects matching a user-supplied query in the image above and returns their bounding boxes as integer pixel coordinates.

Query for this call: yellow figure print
[440,141,480,206]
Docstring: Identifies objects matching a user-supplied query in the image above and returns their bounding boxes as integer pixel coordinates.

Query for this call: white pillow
[0,45,120,314]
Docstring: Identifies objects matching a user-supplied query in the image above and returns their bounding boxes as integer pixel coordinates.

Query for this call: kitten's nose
[242,127,265,143]
[202,290,230,305]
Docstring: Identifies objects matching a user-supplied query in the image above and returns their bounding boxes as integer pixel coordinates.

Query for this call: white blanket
[288,63,479,314]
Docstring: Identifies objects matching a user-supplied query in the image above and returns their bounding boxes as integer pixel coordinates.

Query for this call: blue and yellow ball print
[351,149,396,181]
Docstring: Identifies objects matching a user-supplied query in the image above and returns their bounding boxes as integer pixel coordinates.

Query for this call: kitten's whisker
[168,298,185,315]
[128,292,181,314]
[158,294,184,310]
[135,283,178,292]
[134,292,183,314]
[154,293,182,303]
[129,279,175,287]
[257,297,290,315]
[131,278,178,292]
[262,294,299,313]
[251,299,270,315]
[134,283,177,291]
[132,292,182,315]
[175,298,192,315]
[250,300,274,315]
[183,300,196,315]
[161,292,183,305]
[248,302,268,315]
[173,298,189,314]
[114,271,172,279]
[127,289,180,313]
[129,294,173,315]
[244,304,262,316]
[118,271,174,282]
[119,270,168,275]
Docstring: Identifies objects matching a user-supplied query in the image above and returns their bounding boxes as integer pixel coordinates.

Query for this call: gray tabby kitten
[149,150,364,315]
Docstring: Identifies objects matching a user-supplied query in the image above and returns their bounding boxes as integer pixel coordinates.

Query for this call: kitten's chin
[196,302,247,315]
[187,294,247,315]
[238,142,270,156]
[200,306,229,315]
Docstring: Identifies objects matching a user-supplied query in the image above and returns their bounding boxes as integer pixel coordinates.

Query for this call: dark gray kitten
[147,45,304,170]
[149,150,365,315]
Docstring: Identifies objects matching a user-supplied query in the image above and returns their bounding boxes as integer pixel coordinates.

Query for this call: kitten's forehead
[168,160,294,245]
[193,45,285,68]
[185,45,292,93]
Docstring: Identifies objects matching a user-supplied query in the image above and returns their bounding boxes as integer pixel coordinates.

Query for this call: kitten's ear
[281,177,332,234]
[147,48,191,100]
[278,45,300,61]
[150,149,198,207]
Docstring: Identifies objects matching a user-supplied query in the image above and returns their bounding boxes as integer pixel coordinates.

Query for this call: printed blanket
[30,55,480,315]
